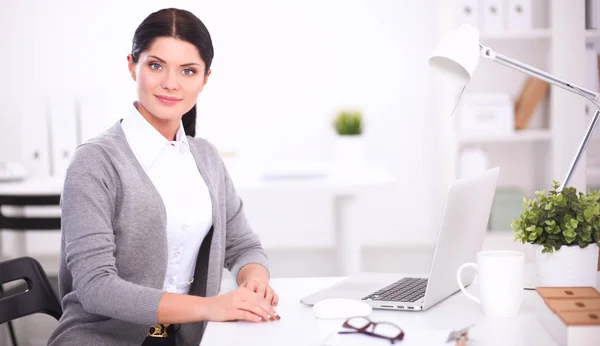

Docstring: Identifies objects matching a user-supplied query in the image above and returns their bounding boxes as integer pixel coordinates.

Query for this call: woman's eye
[150,62,162,70]
[182,69,195,75]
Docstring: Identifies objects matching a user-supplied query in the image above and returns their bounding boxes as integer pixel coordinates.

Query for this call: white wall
[0,1,442,259]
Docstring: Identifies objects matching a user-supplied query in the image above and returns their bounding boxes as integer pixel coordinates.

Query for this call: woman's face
[127,37,210,124]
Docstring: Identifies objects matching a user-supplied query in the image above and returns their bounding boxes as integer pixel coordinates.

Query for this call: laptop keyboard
[361,277,428,302]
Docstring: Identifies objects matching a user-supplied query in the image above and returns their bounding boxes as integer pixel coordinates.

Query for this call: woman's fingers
[237,287,279,320]
[238,301,274,322]
[244,280,258,292]
[235,309,263,323]
[247,280,268,298]
[271,288,279,307]
[264,286,275,305]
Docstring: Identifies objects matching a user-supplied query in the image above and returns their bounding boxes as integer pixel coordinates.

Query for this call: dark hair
[131,8,214,137]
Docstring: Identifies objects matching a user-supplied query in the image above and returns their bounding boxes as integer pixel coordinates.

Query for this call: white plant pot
[534,244,599,287]
[333,136,365,170]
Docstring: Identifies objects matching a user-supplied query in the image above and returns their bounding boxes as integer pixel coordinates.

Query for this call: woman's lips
[155,95,181,106]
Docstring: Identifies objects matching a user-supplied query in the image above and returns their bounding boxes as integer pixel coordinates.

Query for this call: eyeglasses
[338,316,405,344]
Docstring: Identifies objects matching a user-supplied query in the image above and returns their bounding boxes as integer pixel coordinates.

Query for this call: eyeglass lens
[346,317,403,339]
[372,322,403,339]
[346,317,370,329]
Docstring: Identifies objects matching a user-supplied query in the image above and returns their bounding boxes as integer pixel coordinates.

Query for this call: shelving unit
[433,0,589,239]
[585,30,600,38]
[458,129,552,145]
[583,23,600,189]
[480,29,552,40]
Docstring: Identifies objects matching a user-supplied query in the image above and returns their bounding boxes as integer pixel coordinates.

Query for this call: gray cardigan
[47,122,269,346]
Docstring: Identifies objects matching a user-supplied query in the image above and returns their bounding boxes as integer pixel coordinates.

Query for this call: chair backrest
[0,194,61,230]
[0,256,62,323]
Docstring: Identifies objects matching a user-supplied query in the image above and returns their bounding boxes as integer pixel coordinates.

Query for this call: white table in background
[231,166,395,276]
[203,270,600,346]
[0,177,64,259]
[0,167,395,275]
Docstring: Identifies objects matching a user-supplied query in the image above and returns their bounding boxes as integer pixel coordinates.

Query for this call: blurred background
[0,0,599,344]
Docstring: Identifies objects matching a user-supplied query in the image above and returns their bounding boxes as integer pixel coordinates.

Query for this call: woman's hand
[201,286,280,322]
[239,277,279,307]
[236,263,278,306]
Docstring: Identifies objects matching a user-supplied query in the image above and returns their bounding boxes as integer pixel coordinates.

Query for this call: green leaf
[528,232,538,241]
[512,183,600,250]
[570,218,579,228]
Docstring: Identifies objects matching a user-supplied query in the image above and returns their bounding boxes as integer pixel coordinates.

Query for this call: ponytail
[182,104,197,137]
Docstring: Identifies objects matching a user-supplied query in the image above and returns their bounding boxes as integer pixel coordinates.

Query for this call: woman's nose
[161,71,179,90]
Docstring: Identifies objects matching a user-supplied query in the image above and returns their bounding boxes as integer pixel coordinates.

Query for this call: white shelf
[585,30,600,38]
[480,29,552,40]
[458,129,552,145]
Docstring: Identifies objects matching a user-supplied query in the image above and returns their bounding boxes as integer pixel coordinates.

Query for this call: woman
[47,8,279,346]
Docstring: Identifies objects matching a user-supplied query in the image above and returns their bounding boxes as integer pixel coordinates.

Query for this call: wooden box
[535,287,600,345]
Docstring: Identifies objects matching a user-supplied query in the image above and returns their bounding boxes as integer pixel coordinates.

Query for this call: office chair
[0,256,62,346]
[0,194,61,346]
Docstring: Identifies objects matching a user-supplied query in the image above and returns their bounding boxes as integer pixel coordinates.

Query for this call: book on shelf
[514,77,549,130]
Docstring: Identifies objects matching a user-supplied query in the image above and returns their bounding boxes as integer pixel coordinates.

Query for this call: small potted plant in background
[511,181,600,287]
[333,109,365,170]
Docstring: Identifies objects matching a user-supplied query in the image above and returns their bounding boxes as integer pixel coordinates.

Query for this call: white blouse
[121,105,212,294]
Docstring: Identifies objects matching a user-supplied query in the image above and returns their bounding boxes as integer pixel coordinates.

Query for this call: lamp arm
[479,45,600,103]
[480,45,600,191]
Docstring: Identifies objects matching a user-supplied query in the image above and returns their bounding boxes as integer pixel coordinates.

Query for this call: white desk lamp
[429,24,600,191]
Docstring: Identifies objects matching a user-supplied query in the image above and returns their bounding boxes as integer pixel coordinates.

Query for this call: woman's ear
[127,54,136,81]
[202,69,212,87]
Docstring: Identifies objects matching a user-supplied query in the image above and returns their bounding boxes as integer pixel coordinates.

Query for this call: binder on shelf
[47,87,78,178]
[482,0,505,32]
[455,0,479,28]
[514,77,550,130]
[18,91,51,177]
[507,0,532,31]
[586,0,600,30]
[75,87,112,145]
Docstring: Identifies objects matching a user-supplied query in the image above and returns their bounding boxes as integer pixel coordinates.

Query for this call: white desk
[0,167,395,275]
[0,177,65,195]
[203,271,600,346]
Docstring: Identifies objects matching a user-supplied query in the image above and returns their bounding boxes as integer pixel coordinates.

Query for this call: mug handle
[456,262,480,304]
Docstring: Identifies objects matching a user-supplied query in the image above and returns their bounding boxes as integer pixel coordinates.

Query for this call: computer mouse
[312,298,372,319]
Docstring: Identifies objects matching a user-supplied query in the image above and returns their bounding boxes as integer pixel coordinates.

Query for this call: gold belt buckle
[148,324,170,338]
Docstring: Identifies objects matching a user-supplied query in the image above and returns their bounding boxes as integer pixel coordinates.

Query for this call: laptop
[300,167,500,311]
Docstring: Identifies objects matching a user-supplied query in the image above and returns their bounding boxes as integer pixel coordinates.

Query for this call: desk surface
[203,272,600,346]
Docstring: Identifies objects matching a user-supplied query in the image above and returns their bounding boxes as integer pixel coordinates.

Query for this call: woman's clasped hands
[201,282,280,323]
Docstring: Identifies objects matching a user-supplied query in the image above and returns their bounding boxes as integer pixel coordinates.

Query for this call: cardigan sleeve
[61,143,164,325]
[214,150,270,280]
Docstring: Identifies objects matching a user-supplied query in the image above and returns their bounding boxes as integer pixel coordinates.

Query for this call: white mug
[456,250,524,318]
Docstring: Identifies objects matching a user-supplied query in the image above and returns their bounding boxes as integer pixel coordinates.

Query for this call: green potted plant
[332,109,365,169]
[334,110,363,136]
[511,181,600,287]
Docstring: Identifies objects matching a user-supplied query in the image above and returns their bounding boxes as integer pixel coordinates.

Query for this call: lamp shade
[428,24,481,84]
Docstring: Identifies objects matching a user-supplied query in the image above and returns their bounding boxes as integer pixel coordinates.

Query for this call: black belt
[142,324,178,346]
[147,324,177,338]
